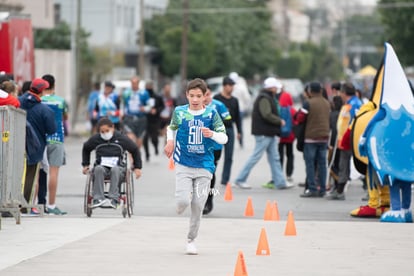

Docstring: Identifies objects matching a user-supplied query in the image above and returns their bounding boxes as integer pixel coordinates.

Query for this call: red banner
[0,16,35,87]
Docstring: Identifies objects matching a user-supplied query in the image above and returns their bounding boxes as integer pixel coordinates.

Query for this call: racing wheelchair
[83,142,134,218]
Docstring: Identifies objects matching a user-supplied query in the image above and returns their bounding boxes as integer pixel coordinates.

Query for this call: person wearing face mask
[81,118,142,208]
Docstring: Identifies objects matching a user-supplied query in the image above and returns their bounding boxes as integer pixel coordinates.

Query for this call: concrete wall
[34,49,91,134]
[9,0,54,29]
[34,48,72,105]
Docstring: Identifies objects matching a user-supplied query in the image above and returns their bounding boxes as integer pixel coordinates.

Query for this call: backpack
[279,106,293,138]
[292,112,306,152]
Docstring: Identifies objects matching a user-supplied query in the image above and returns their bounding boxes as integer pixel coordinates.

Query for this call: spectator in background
[356,88,369,104]
[327,94,343,193]
[203,86,232,215]
[326,82,362,200]
[19,78,57,214]
[326,82,343,192]
[277,85,296,182]
[213,76,242,187]
[229,72,251,147]
[229,72,251,118]
[95,81,121,130]
[262,83,297,187]
[0,79,20,108]
[143,80,164,162]
[331,82,341,97]
[159,83,176,138]
[87,82,101,134]
[40,74,69,215]
[122,76,151,150]
[298,82,331,198]
[234,77,291,190]
[21,81,32,95]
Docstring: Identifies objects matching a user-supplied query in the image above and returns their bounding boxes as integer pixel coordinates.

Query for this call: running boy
[164,78,228,255]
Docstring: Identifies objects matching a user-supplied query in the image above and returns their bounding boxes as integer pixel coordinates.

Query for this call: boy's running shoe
[46,206,67,215]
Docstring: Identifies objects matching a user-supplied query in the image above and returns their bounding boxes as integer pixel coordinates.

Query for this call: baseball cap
[222,76,236,86]
[30,78,49,94]
[229,72,239,82]
[309,82,322,93]
[263,77,282,89]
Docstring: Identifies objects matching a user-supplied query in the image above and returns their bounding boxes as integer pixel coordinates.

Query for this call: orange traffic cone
[168,158,175,170]
[256,228,270,256]
[224,182,233,201]
[271,201,280,221]
[234,250,248,276]
[263,200,272,221]
[284,210,297,236]
[244,197,254,217]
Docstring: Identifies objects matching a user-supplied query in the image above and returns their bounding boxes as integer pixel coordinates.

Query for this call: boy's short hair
[42,74,55,90]
[97,118,114,131]
[186,78,207,94]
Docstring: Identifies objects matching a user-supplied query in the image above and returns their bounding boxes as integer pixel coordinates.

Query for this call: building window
[124,6,128,27]
[117,5,122,26]
[130,7,134,28]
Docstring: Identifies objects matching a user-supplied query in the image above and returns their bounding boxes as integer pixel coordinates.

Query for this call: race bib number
[101,157,119,167]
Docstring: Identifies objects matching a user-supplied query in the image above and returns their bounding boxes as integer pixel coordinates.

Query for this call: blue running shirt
[41,94,67,144]
[169,104,226,174]
[209,99,231,150]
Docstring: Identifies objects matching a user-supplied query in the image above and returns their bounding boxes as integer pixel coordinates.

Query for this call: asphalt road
[55,116,369,222]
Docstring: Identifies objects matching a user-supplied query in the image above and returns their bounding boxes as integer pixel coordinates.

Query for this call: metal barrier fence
[0,106,26,226]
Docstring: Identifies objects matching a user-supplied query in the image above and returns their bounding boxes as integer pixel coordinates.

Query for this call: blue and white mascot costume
[359,42,414,223]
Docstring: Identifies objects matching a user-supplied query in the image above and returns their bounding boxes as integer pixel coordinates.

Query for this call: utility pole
[139,0,145,78]
[180,0,189,89]
[281,0,290,54]
[71,0,81,131]
[341,3,348,75]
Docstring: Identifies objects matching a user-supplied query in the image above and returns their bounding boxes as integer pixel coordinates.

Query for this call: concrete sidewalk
[1,215,413,276]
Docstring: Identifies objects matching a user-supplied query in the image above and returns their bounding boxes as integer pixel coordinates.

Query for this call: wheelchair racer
[82,118,142,208]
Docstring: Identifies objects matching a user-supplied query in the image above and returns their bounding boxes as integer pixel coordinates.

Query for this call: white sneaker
[186,241,198,255]
[235,182,252,189]
[275,181,294,189]
[287,176,294,182]
[101,198,112,208]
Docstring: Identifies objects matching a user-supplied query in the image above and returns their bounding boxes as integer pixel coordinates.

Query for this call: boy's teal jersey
[209,99,231,150]
[41,94,67,144]
[170,104,226,174]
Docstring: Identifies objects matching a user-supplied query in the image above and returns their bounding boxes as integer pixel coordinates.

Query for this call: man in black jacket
[19,78,57,213]
[82,118,142,208]
[234,77,292,189]
[213,76,242,186]
[143,80,165,161]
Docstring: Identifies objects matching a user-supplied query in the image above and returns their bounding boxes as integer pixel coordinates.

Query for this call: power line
[377,2,414,9]
[165,7,269,14]
[71,2,414,15]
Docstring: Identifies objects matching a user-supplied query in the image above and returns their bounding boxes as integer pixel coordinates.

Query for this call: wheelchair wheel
[125,169,134,218]
[84,173,93,217]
